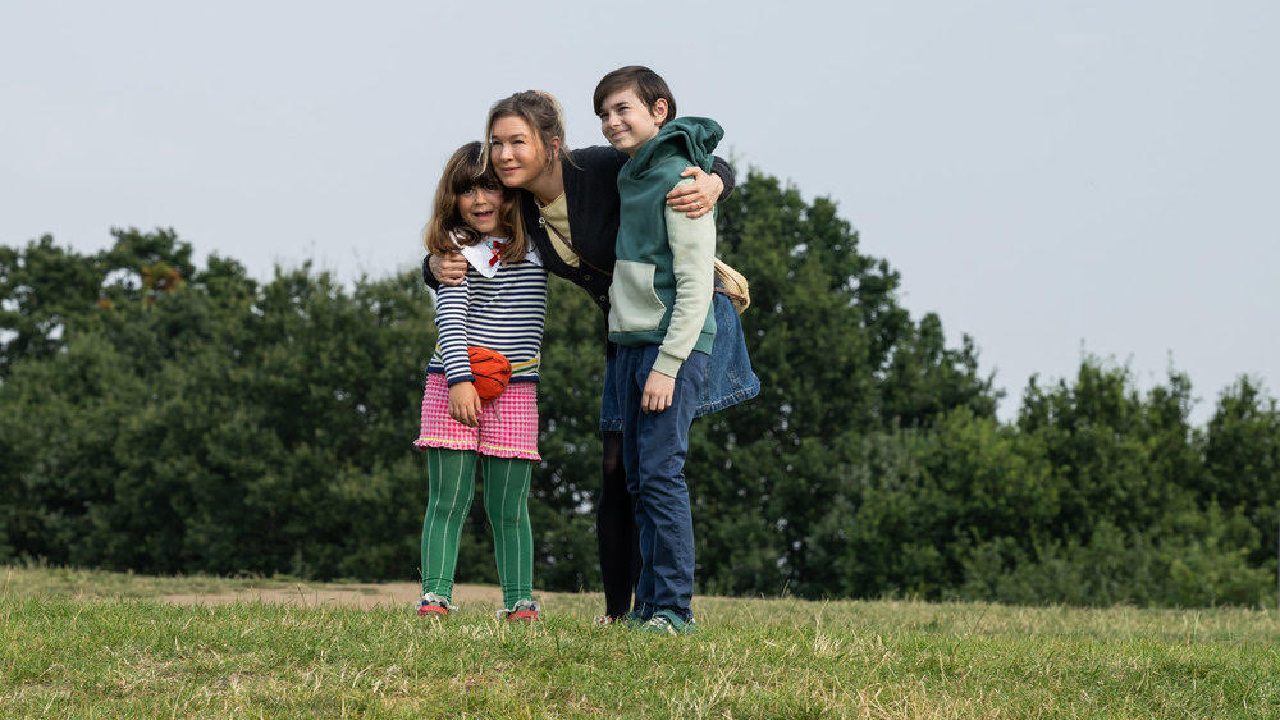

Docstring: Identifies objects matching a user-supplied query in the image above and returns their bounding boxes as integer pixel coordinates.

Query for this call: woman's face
[489,115,548,189]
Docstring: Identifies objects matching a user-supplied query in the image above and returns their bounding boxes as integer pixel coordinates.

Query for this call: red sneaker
[501,599,540,622]
[416,593,454,618]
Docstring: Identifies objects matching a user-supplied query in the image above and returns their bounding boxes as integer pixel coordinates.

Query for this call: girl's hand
[448,382,483,427]
[642,370,676,414]
[430,252,468,286]
[665,167,723,219]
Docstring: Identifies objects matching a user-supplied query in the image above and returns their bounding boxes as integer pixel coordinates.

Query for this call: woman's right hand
[448,381,483,427]
[430,252,468,286]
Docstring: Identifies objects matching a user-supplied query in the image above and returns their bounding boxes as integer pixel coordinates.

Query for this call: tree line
[2,170,1276,607]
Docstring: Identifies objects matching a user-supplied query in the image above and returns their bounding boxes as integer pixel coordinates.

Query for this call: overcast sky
[3,1,1277,423]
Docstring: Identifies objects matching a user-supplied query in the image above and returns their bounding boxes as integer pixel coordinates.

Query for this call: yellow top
[537,193,579,268]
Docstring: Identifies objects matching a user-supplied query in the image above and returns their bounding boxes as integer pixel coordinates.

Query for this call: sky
[3,1,1277,423]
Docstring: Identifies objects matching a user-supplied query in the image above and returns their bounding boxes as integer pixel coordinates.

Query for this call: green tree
[1201,377,1280,568]
[693,171,1000,598]
[1016,361,1199,539]
[6,170,1276,608]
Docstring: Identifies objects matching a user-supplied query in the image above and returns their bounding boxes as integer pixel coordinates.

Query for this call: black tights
[598,430,641,617]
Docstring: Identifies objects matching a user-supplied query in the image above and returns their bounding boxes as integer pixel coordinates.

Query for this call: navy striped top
[427,237,548,386]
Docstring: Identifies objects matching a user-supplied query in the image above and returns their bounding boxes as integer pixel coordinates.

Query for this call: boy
[594,65,722,635]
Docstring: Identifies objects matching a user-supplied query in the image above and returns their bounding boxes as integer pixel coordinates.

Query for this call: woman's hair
[424,141,526,263]
[593,65,677,125]
[481,90,577,175]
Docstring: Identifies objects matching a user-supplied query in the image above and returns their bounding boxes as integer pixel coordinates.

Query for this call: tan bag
[713,258,750,314]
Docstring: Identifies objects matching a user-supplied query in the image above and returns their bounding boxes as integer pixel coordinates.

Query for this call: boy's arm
[653,177,717,380]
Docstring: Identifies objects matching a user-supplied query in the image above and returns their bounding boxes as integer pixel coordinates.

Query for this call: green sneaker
[639,609,695,636]
[621,606,652,628]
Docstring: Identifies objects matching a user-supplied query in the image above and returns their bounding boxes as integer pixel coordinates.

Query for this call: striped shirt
[427,238,548,385]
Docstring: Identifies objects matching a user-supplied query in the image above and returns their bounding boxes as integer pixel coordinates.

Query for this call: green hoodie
[608,116,723,377]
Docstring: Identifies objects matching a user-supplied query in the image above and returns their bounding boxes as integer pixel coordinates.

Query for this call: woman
[425,90,759,623]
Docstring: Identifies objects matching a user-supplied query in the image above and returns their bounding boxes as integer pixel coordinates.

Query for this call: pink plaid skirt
[413,374,540,460]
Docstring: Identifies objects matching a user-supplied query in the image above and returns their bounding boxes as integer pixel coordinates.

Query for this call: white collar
[454,233,541,278]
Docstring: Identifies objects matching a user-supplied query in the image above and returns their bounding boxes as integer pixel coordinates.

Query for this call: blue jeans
[600,291,760,430]
[614,344,708,622]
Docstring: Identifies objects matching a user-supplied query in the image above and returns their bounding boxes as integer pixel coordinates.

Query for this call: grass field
[3,567,1278,719]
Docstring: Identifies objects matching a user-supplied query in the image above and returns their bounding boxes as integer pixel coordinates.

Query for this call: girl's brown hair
[481,90,578,176]
[424,141,526,263]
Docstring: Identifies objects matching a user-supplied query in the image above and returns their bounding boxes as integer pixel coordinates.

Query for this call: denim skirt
[600,291,760,431]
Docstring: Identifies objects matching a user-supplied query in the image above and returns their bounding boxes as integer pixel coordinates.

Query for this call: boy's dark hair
[593,65,677,126]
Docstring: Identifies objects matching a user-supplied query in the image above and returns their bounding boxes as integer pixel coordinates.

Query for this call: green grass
[3,567,1279,718]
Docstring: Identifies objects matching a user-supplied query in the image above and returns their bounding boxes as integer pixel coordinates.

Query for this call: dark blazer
[522,146,627,312]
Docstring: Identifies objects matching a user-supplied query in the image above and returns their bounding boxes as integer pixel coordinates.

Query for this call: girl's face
[457,185,503,235]
[598,87,666,157]
[489,115,551,189]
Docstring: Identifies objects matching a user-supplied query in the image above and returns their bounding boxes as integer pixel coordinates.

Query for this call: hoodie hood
[626,116,723,179]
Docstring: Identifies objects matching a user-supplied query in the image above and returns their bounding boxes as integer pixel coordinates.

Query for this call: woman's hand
[448,382,482,427]
[430,252,468,287]
[642,370,676,414]
[665,167,724,219]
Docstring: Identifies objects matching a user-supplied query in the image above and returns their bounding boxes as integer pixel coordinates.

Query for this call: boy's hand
[642,370,676,414]
[448,382,483,427]
[430,252,467,286]
[665,167,723,219]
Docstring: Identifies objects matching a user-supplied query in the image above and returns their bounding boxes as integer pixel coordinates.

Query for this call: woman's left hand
[666,167,723,219]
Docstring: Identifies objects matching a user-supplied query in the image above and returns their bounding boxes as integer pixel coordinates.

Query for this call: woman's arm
[665,155,735,219]
[423,252,468,289]
[573,145,732,220]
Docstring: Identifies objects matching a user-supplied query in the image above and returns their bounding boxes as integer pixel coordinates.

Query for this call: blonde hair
[481,90,579,176]
[424,142,526,262]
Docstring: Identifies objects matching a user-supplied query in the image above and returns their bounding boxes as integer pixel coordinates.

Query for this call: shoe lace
[645,615,676,633]
[497,599,540,619]
[421,593,457,611]
[645,611,694,634]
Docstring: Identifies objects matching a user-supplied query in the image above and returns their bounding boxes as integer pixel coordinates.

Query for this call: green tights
[420,448,533,609]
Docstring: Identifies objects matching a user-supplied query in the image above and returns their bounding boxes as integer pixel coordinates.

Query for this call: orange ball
[467,347,512,403]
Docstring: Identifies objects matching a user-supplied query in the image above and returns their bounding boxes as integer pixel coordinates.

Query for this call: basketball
[467,346,511,402]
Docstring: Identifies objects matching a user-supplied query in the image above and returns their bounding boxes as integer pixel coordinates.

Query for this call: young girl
[413,141,547,622]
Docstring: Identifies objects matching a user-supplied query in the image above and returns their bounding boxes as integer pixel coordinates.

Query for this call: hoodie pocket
[608,260,666,333]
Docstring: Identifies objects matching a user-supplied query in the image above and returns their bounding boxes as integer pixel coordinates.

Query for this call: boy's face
[598,87,668,157]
